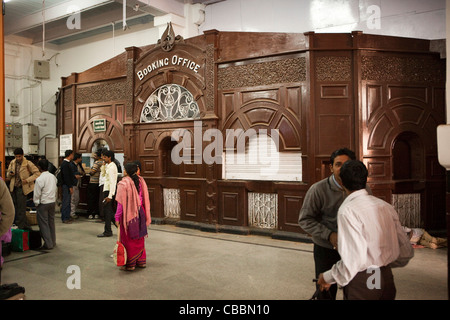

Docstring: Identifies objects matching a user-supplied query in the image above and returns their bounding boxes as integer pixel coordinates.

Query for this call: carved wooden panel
[313,52,354,160]
[61,87,73,134]
[179,179,205,222]
[218,56,306,90]
[76,102,125,153]
[218,184,246,226]
[219,85,304,152]
[359,50,446,229]
[278,188,306,233]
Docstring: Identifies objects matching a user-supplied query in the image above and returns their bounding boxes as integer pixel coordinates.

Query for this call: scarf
[115,176,151,238]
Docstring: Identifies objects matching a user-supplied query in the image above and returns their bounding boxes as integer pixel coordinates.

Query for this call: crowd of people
[1,146,416,298]
[0,147,151,272]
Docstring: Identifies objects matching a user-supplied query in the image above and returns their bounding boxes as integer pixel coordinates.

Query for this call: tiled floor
[1,216,448,300]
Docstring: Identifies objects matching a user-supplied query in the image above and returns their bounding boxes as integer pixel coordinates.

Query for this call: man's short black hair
[73,153,82,161]
[65,149,74,158]
[14,148,24,155]
[330,148,356,165]
[339,160,368,191]
[103,150,115,160]
[38,159,49,171]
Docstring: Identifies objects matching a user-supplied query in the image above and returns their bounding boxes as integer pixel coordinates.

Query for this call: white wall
[4,42,60,157]
[200,0,445,40]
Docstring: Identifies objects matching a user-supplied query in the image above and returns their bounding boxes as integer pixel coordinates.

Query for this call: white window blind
[223,134,302,182]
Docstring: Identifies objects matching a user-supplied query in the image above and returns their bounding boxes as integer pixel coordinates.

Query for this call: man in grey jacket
[299,148,357,299]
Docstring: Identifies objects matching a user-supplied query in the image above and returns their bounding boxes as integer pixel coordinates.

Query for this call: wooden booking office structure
[58,25,447,238]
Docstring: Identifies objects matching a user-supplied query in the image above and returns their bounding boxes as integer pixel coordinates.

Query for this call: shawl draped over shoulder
[115,176,151,239]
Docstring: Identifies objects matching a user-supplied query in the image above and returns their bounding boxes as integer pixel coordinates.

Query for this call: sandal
[120,266,135,271]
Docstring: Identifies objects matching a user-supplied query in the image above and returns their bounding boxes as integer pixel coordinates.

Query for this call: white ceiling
[3,0,218,45]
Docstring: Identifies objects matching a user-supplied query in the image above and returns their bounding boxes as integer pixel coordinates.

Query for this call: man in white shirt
[33,159,58,250]
[318,160,414,300]
[97,150,118,237]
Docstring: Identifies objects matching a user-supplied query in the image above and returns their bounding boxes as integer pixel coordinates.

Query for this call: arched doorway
[391,131,424,228]
[159,136,180,177]
[392,131,424,181]
[159,136,181,218]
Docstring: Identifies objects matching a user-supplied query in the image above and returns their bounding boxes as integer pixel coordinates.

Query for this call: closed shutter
[223,134,302,181]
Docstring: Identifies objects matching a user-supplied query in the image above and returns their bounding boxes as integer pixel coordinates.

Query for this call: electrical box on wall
[5,123,14,148]
[5,122,23,148]
[10,103,19,116]
[34,60,50,79]
[25,124,39,145]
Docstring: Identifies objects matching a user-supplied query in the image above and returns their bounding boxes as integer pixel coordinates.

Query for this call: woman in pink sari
[114,162,151,271]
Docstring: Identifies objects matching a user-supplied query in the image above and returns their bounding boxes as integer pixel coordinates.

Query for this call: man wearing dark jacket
[60,150,76,224]
[298,148,356,299]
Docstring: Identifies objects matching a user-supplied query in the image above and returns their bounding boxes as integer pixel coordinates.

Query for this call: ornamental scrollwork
[140,84,200,123]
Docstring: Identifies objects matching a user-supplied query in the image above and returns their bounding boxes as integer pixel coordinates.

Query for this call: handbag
[11,228,29,252]
[113,227,127,266]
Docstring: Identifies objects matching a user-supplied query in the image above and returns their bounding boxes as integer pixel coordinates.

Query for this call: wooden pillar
[0,2,5,177]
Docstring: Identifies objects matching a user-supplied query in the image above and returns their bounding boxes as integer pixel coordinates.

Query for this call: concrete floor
[1,215,448,300]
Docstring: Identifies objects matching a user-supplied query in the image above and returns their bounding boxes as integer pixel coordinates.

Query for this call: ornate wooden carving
[218,56,306,90]
[59,30,446,234]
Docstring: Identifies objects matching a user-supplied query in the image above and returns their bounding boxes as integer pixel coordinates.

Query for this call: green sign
[93,119,106,132]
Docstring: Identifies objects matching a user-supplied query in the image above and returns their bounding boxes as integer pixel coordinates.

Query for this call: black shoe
[36,245,52,251]
[97,233,113,238]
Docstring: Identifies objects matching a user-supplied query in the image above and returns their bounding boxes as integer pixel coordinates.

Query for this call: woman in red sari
[114,162,151,271]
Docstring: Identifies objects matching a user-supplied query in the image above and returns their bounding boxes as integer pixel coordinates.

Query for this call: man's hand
[329,232,338,249]
[318,273,332,292]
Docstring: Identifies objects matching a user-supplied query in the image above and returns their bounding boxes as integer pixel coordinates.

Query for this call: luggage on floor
[11,229,29,252]
[0,283,25,300]
[29,230,42,250]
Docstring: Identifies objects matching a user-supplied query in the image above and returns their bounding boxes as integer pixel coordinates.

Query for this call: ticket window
[223,133,302,182]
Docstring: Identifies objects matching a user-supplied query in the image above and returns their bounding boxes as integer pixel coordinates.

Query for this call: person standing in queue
[114,162,151,271]
[97,150,118,237]
[33,159,57,250]
[5,148,41,230]
[87,150,103,220]
[70,153,84,220]
[60,150,75,224]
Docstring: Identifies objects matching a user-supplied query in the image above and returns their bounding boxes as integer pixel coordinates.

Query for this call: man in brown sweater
[5,148,41,230]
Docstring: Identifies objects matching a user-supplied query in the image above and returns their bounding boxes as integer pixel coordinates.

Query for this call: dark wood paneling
[61,30,447,235]
[219,83,304,152]
[278,187,306,233]
[180,180,205,222]
[218,183,247,226]
[76,101,126,153]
